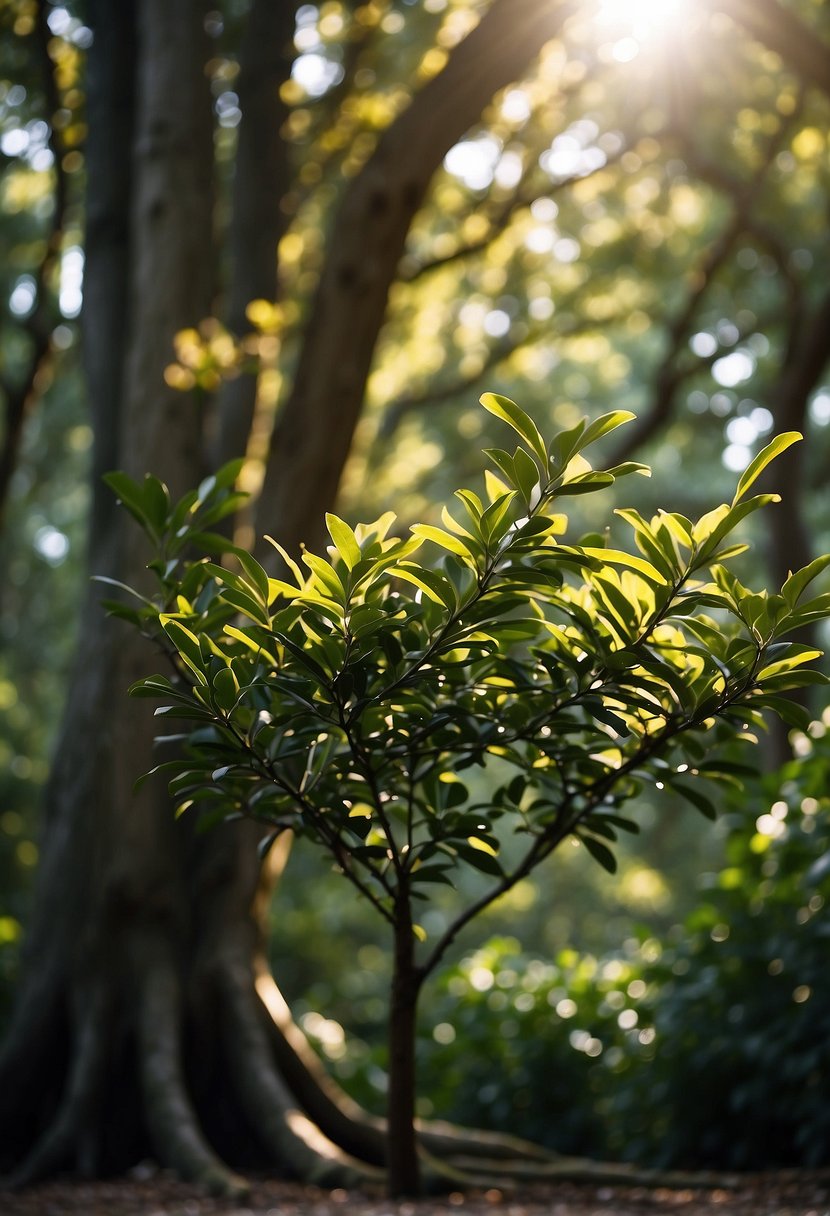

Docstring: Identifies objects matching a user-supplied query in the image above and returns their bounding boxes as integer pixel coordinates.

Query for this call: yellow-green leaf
[325,512,362,570]
[480,392,548,465]
[733,432,801,504]
[410,524,472,557]
[583,547,667,583]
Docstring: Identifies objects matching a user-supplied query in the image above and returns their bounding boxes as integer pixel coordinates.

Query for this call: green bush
[616,718,830,1169]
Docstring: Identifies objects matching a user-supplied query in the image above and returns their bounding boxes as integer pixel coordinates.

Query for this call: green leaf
[142,475,170,533]
[411,864,455,887]
[782,554,830,608]
[757,646,823,680]
[103,471,155,532]
[394,564,456,608]
[215,586,272,627]
[580,410,635,449]
[670,781,718,820]
[235,551,270,605]
[583,547,667,583]
[479,491,518,543]
[410,524,473,558]
[548,419,586,472]
[223,624,271,656]
[302,553,346,602]
[556,472,616,496]
[733,432,801,504]
[160,618,209,683]
[93,576,158,609]
[264,535,305,586]
[480,392,548,466]
[483,447,519,488]
[325,512,362,570]
[455,842,503,876]
[578,834,617,873]
[512,446,541,505]
[212,666,240,712]
[753,694,812,731]
[693,495,779,561]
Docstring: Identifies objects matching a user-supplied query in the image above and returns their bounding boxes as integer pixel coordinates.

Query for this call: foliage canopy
[111,395,829,928]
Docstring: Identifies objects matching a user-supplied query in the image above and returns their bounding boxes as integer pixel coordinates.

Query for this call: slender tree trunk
[387,900,424,1197]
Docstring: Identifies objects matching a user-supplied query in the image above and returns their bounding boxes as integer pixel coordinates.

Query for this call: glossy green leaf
[579,834,617,873]
[583,547,667,583]
[670,781,718,820]
[410,524,473,558]
[160,618,209,683]
[326,512,362,570]
[782,554,830,608]
[103,471,155,531]
[480,392,548,466]
[733,432,801,504]
[580,410,635,449]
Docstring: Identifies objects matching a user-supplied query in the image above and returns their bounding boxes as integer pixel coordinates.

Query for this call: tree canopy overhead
[0,0,828,1199]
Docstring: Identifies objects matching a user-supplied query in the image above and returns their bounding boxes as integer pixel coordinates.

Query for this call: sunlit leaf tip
[733,432,801,505]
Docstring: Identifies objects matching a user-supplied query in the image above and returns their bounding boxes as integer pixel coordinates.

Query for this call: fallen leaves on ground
[2,1171,830,1216]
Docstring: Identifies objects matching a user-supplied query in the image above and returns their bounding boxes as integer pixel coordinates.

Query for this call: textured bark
[0,0,234,1188]
[81,0,136,556]
[212,0,295,468]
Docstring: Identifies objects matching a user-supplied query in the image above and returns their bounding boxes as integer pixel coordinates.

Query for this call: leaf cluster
[108,396,829,964]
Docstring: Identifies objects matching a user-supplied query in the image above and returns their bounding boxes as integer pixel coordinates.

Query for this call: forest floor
[2,1171,829,1216]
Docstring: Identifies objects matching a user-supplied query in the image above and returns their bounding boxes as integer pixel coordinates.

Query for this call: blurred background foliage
[0,0,828,1167]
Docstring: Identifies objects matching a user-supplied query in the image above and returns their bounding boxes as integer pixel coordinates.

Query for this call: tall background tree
[0,0,828,1194]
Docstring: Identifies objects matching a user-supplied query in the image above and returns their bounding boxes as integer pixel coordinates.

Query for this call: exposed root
[251,974,749,1195]
[0,963,64,1137]
[256,969,558,1171]
[6,988,107,1188]
[440,1154,746,1190]
[417,1120,555,1164]
[256,969,388,1164]
[137,944,249,1198]
[222,966,382,1189]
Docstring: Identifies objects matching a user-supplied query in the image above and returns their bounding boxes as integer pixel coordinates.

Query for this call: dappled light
[0,0,829,1206]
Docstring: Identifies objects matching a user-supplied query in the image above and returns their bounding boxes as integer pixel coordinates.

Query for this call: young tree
[111,396,829,1195]
[2,0,829,1197]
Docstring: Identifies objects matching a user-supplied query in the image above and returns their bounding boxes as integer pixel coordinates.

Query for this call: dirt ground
[2,1172,829,1216]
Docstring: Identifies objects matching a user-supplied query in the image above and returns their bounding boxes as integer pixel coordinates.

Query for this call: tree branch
[376,313,624,443]
[609,111,801,464]
[401,143,627,285]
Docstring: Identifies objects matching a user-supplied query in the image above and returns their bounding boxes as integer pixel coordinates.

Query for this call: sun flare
[596,0,689,39]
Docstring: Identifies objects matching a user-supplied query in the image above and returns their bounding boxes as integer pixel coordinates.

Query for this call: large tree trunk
[0,0,589,1197]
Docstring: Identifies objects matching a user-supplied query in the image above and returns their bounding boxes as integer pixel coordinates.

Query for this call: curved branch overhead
[255,0,575,560]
